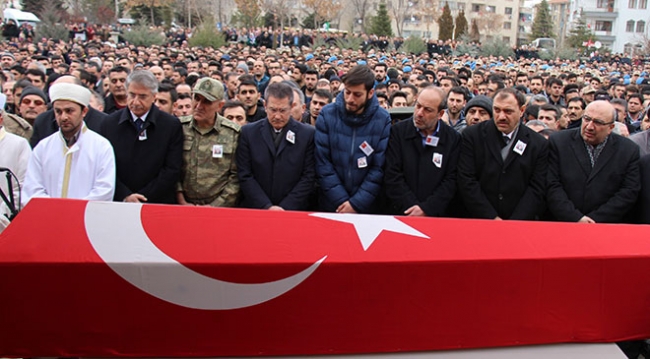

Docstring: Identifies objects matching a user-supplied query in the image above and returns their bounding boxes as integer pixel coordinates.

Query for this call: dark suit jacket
[30,107,107,148]
[99,105,183,204]
[458,120,548,220]
[547,129,640,223]
[636,154,650,224]
[104,94,125,115]
[236,118,315,210]
[383,118,461,216]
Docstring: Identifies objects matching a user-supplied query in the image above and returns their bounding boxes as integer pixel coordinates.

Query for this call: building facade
[569,0,650,54]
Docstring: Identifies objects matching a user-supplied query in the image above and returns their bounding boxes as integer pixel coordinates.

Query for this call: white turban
[49,83,91,108]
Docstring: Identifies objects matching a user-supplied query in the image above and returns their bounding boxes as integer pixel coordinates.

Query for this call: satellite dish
[594,41,602,49]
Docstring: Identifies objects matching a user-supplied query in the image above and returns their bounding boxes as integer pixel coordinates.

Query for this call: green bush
[121,24,165,47]
[479,38,514,58]
[453,36,480,57]
[335,36,364,50]
[188,23,226,49]
[34,2,68,42]
[401,36,427,55]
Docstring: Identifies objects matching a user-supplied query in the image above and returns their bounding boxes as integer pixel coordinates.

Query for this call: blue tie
[135,118,144,133]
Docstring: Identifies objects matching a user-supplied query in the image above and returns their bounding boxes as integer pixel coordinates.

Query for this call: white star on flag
[310,213,430,251]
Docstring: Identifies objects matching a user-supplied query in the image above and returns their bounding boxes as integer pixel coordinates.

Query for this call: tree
[437,2,453,41]
[368,1,393,37]
[301,12,318,29]
[566,11,594,49]
[350,0,372,33]
[233,0,262,29]
[302,0,342,30]
[530,0,555,40]
[469,18,480,42]
[22,0,65,18]
[476,12,504,35]
[261,0,294,45]
[34,1,68,41]
[126,0,173,25]
[389,0,410,37]
[416,0,440,38]
[454,10,468,39]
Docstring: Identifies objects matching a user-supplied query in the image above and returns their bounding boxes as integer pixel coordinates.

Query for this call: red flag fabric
[1,198,650,357]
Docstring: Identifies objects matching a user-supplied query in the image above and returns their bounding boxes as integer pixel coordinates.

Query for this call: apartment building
[569,0,650,53]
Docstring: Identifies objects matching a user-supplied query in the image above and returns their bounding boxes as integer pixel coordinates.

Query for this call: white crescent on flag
[84,201,326,310]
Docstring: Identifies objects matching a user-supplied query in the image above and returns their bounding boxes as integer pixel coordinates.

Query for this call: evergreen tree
[301,12,318,29]
[22,0,65,17]
[454,10,468,40]
[438,2,454,41]
[369,1,393,37]
[566,12,594,49]
[530,0,556,40]
[34,1,68,41]
[470,19,480,42]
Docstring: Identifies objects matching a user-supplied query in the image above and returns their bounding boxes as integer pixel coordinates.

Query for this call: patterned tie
[135,118,144,134]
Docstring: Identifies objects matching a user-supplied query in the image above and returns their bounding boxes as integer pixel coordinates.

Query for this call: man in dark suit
[236,82,315,211]
[547,100,640,223]
[383,86,461,217]
[103,66,129,114]
[99,70,183,204]
[636,154,650,224]
[458,88,548,220]
[30,75,106,148]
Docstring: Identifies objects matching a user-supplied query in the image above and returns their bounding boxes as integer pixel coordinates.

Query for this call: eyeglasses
[583,114,614,126]
[21,98,45,106]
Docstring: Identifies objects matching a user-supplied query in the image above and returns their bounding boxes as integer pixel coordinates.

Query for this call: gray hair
[291,87,304,106]
[526,119,548,129]
[125,70,158,94]
[528,94,548,105]
[91,90,105,109]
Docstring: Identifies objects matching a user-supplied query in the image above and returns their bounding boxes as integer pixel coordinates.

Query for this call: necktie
[135,118,144,134]
[272,129,283,148]
[503,135,511,146]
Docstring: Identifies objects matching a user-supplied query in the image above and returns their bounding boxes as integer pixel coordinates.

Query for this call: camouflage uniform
[2,111,32,141]
[179,114,241,207]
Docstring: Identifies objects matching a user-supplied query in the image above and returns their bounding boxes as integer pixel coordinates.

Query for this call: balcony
[583,6,618,18]
[594,30,616,41]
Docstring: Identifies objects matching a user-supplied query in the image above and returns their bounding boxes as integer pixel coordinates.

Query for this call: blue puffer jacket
[315,91,391,213]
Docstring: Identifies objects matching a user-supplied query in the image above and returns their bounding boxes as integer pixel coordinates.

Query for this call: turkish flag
[1,199,650,357]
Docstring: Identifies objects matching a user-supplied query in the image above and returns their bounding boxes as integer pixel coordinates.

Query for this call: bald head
[53,75,82,86]
[585,100,615,123]
[582,100,616,146]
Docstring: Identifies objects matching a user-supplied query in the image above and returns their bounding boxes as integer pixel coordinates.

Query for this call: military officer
[177,78,240,207]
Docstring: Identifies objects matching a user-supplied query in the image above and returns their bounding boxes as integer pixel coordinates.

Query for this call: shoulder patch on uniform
[219,115,241,132]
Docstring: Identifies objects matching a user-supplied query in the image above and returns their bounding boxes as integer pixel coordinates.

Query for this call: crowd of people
[0,23,649,231]
[0,20,649,356]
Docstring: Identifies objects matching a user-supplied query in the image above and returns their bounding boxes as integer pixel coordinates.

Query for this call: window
[458,2,466,11]
[504,22,512,29]
[503,36,511,43]
[597,0,609,8]
[637,20,645,32]
[629,0,637,8]
[627,20,635,32]
[595,21,613,31]
[624,43,634,54]
[505,7,513,14]
[485,5,496,12]
[472,3,481,12]
[641,0,648,8]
